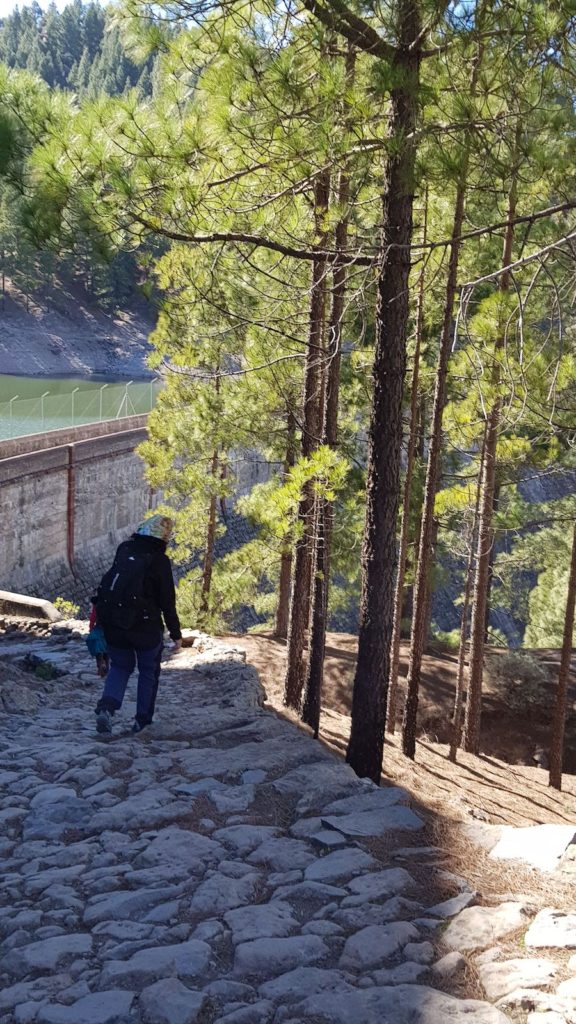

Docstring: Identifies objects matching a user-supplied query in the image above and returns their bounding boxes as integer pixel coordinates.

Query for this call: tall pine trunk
[387,194,427,734]
[549,520,576,790]
[449,440,485,763]
[301,131,353,732]
[401,170,469,757]
[200,448,219,616]
[274,411,296,639]
[283,172,330,709]
[346,0,421,784]
[483,478,500,642]
[302,493,328,734]
[401,37,486,758]
[464,154,518,754]
[448,550,474,764]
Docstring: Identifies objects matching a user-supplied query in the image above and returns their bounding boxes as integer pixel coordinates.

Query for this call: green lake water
[0,374,161,441]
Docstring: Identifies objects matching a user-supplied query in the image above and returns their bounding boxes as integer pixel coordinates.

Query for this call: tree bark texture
[449,441,484,763]
[200,448,219,616]
[274,411,297,639]
[448,553,473,763]
[302,494,328,734]
[401,35,487,758]
[421,516,438,641]
[464,158,518,754]
[401,174,469,758]
[275,550,293,640]
[346,2,421,784]
[387,193,427,734]
[283,172,330,709]
[548,519,576,790]
[302,86,354,732]
[483,478,500,643]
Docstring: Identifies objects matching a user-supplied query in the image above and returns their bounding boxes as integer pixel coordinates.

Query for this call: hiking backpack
[95,543,156,631]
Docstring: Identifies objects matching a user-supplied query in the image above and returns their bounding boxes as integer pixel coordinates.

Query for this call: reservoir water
[0,374,161,441]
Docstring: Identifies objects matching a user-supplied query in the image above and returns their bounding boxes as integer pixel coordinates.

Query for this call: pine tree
[549,520,576,790]
[346,0,422,783]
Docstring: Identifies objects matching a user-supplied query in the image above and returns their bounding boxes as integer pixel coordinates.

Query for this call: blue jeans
[96,642,163,726]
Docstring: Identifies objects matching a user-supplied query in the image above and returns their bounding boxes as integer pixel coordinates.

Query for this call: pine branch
[134,198,576,267]
[460,227,576,291]
[418,199,576,253]
[133,214,374,264]
[299,0,396,61]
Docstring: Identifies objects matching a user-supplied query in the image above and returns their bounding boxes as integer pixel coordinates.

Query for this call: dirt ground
[224,631,576,830]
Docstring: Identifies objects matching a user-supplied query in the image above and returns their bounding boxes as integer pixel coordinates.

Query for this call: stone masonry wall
[0,430,279,614]
[0,425,152,608]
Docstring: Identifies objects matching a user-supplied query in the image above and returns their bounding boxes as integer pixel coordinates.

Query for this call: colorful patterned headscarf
[136,514,174,542]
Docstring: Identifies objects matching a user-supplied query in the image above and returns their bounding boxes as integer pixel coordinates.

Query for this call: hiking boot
[96,709,112,735]
[131,720,150,734]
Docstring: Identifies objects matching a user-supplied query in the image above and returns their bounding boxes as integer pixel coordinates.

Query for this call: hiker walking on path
[94,514,182,735]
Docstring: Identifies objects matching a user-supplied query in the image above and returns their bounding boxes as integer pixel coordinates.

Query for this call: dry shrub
[484,650,553,714]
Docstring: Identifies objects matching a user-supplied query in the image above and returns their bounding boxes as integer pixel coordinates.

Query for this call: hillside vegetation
[0,2,155,336]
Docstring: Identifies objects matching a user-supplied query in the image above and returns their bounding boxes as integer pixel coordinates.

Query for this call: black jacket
[101,534,182,650]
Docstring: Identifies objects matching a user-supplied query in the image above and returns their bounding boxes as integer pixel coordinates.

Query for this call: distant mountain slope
[0,273,153,378]
[0,2,158,372]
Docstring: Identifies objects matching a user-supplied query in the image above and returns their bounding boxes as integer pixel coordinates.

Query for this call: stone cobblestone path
[1,627,575,1024]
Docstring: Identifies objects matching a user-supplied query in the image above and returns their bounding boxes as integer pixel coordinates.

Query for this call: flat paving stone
[272,762,357,798]
[99,939,212,987]
[371,962,429,985]
[442,902,532,952]
[188,871,261,917]
[331,897,422,931]
[323,787,411,816]
[84,886,182,925]
[258,966,353,1003]
[139,978,209,1024]
[234,935,329,978]
[525,910,576,949]
[134,827,224,871]
[224,902,299,944]
[36,990,135,1024]
[271,880,347,903]
[426,891,477,919]
[247,838,315,872]
[322,806,423,836]
[281,984,513,1023]
[478,958,558,1000]
[304,848,379,884]
[213,826,280,856]
[342,867,415,905]
[216,999,274,1023]
[1,933,92,977]
[339,922,420,970]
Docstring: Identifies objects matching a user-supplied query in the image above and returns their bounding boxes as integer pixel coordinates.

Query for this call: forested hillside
[0,1,153,96]
[0,1,154,316]
[1,0,576,786]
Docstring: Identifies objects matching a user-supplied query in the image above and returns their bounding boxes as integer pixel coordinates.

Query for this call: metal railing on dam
[0,379,161,441]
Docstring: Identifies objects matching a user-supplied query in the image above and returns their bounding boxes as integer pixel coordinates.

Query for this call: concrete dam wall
[0,417,153,606]
[0,420,276,610]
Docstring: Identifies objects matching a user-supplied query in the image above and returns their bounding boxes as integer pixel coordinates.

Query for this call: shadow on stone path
[0,630,571,1023]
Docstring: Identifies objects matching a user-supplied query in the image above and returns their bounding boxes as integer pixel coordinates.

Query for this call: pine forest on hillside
[1,0,576,787]
[0,1,155,310]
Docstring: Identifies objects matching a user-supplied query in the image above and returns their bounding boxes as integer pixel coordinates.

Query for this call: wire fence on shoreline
[0,379,161,441]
